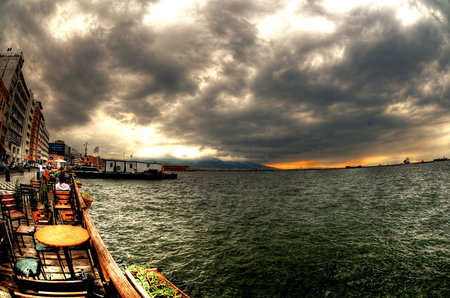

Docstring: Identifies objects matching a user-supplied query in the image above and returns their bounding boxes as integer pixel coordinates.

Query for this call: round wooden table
[35,225,90,279]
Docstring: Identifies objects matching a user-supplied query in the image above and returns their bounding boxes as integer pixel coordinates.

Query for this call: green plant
[81,192,93,207]
[29,187,38,211]
[39,184,50,211]
[81,192,92,200]
[125,264,181,298]
[14,181,22,205]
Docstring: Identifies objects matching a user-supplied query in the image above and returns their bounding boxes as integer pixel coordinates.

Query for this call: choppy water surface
[83,161,449,297]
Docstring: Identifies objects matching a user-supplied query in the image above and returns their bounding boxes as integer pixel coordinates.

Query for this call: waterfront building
[48,141,84,165]
[69,148,83,165]
[22,91,36,161]
[0,78,9,161]
[37,113,49,162]
[29,101,49,163]
[103,158,162,173]
[48,142,89,166]
[0,49,49,164]
[49,140,69,156]
[0,51,29,163]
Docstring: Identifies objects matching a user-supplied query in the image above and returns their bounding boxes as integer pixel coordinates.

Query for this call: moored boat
[74,159,177,180]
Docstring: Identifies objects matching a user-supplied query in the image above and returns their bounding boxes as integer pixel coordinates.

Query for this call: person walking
[4,163,10,182]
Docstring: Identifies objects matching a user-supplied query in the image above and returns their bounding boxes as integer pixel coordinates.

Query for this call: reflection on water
[84,161,450,297]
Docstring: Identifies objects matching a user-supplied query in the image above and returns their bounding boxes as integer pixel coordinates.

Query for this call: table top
[35,225,89,247]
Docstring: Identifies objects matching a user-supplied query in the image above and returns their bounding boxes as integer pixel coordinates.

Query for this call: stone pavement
[0,171,38,194]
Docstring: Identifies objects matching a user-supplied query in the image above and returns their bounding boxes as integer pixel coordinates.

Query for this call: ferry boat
[0,172,187,297]
[74,159,177,180]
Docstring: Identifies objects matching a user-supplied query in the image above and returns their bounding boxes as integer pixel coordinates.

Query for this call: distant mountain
[140,157,277,170]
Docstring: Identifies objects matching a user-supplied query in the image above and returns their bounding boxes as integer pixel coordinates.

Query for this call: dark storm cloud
[0,0,448,163]
[163,1,449,162]
[0,0,115,128]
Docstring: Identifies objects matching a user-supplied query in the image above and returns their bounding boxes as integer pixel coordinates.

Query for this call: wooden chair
[53,190,73,225]
[32,210,52,226]
[20,184,31,204]
[0,220,46,280]
[47,175,56,194]
[55,190,71,202]
[2,192,34,255]
[31,180,41,192]
[14,205,50,254]
[11,275,91,297]
[1,194,29,252]
[15,225,37,254]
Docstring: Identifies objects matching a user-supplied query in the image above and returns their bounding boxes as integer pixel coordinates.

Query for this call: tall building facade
[37,110,49,161]
[29,101,49,162]
[22,91,36,161]
[0,78,8,162]
[49,140,69,157]
[1,49,49,163]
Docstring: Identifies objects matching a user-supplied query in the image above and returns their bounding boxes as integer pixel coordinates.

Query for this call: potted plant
[39,184,51,212]
[125,264,188,298]
[28,187,38,212]
[81,192,93,208]
[13,181,22,209]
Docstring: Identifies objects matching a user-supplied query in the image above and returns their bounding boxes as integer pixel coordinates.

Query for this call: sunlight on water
[84,161,450,297]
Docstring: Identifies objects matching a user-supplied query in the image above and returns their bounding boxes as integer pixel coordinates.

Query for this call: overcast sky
[0,0,448,168]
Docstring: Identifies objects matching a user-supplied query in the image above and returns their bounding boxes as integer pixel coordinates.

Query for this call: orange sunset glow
[266,155,406,170]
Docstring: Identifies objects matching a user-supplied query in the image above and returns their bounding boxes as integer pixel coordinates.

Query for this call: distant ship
[433,157,448,162]
[346,165,362,169]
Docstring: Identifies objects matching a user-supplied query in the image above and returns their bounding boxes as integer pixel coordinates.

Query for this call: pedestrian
[4,163,10,182]
[38,164,44,177]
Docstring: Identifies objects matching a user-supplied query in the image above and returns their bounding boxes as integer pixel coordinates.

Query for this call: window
[130,164,133,168]
[110,163,113,167]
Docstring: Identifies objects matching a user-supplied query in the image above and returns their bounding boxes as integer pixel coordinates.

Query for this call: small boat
[346,165,362,169]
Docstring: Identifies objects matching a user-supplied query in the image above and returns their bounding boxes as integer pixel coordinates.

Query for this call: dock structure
[0,170,142,297]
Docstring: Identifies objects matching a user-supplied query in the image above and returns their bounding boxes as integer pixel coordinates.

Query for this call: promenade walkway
[0,171,38,194]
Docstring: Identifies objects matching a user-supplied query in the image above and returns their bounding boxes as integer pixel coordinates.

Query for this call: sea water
[83,161,449,297]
